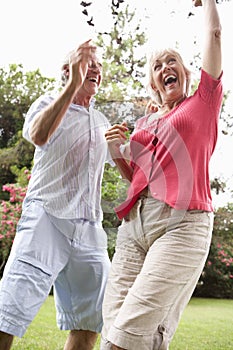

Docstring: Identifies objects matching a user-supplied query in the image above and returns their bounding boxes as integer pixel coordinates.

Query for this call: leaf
[87,16,94,26]
[80,1,92,7]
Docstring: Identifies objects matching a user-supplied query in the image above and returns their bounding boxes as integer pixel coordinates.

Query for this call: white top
[23,93,111,221]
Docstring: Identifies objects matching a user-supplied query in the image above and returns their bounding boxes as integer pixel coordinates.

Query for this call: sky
[0,0,232,207]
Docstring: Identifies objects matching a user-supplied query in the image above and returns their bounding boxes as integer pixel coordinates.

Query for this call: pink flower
[2,185,10,192]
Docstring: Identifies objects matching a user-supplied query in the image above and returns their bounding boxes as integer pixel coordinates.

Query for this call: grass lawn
[12,297,233,350]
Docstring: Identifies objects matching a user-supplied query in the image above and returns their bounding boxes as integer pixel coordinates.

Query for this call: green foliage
[0,64,55,148]
[214,203,233,237]
[95,2,147,102]
[194,204,233,299]
[102,163,129,259]
[0,148,17,200]
[0,64,56,199]
[0,131,34,199]
[197,240,233,298]
[10,165,32,187]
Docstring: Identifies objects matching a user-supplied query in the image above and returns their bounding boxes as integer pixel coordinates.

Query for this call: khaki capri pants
[101,195,213,350]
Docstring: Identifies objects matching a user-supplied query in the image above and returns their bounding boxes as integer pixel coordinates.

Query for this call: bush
[194,239,233,299]
[0,169,29,274]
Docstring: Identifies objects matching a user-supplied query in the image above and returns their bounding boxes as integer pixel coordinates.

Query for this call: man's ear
[63,65,70,77]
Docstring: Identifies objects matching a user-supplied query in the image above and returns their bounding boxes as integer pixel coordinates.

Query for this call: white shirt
[23,93,111,221]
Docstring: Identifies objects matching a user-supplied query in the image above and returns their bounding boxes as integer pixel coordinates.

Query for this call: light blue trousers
[0,200,111,338]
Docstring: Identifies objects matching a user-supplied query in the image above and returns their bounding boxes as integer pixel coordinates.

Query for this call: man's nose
[89,61,101,72]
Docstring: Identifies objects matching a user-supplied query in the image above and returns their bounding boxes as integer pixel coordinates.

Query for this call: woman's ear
[151,83,157,91]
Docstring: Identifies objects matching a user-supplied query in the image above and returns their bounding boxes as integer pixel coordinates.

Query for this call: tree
[0,64,55,148]
[81,0,148,103]
[0,64,56,199]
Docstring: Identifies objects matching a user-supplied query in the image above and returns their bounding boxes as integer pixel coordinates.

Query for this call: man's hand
[69,39,97,90]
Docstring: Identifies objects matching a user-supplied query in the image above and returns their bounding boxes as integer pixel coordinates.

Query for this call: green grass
[12,297,69,350]
[12,297,233,350]
[170,298,233,350]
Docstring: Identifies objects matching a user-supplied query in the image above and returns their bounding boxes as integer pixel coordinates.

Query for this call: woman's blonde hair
[147,48,191,106]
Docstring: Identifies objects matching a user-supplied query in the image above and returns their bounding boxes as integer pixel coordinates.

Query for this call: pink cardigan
[116,70,223,220]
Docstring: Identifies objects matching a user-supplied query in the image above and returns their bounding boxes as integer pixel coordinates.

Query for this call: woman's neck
[160,94,187,116]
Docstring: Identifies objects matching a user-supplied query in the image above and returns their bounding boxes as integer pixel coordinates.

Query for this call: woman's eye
[154,65,161,71]
[168,58,176,64]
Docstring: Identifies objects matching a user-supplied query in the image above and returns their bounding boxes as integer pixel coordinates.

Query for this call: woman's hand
[105,122,133,181]
[105,122,129,158]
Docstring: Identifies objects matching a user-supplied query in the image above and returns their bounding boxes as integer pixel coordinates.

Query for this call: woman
[101,1,223,350]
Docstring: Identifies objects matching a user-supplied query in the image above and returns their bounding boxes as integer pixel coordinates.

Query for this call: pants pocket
[0,257,53,322]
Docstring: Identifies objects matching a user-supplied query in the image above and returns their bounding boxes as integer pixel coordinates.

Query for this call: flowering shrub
[194,239,233,299]
[0,168,29,272]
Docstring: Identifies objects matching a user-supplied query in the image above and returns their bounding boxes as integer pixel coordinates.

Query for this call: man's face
[82,59,103,96]
[62,57,102,97]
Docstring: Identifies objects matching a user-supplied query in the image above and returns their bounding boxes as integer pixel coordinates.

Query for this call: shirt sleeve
[22,94,54,144]
[198,69,223,109]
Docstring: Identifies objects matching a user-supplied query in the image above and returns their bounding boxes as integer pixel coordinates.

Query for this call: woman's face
[151,52,187,105]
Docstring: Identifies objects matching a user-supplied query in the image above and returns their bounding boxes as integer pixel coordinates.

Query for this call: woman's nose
[162,63,171,72]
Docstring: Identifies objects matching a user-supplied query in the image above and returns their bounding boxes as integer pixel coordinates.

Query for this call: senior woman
[101,1,223,349]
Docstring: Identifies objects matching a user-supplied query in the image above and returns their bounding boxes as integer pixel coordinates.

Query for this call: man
[0,39,111,350]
